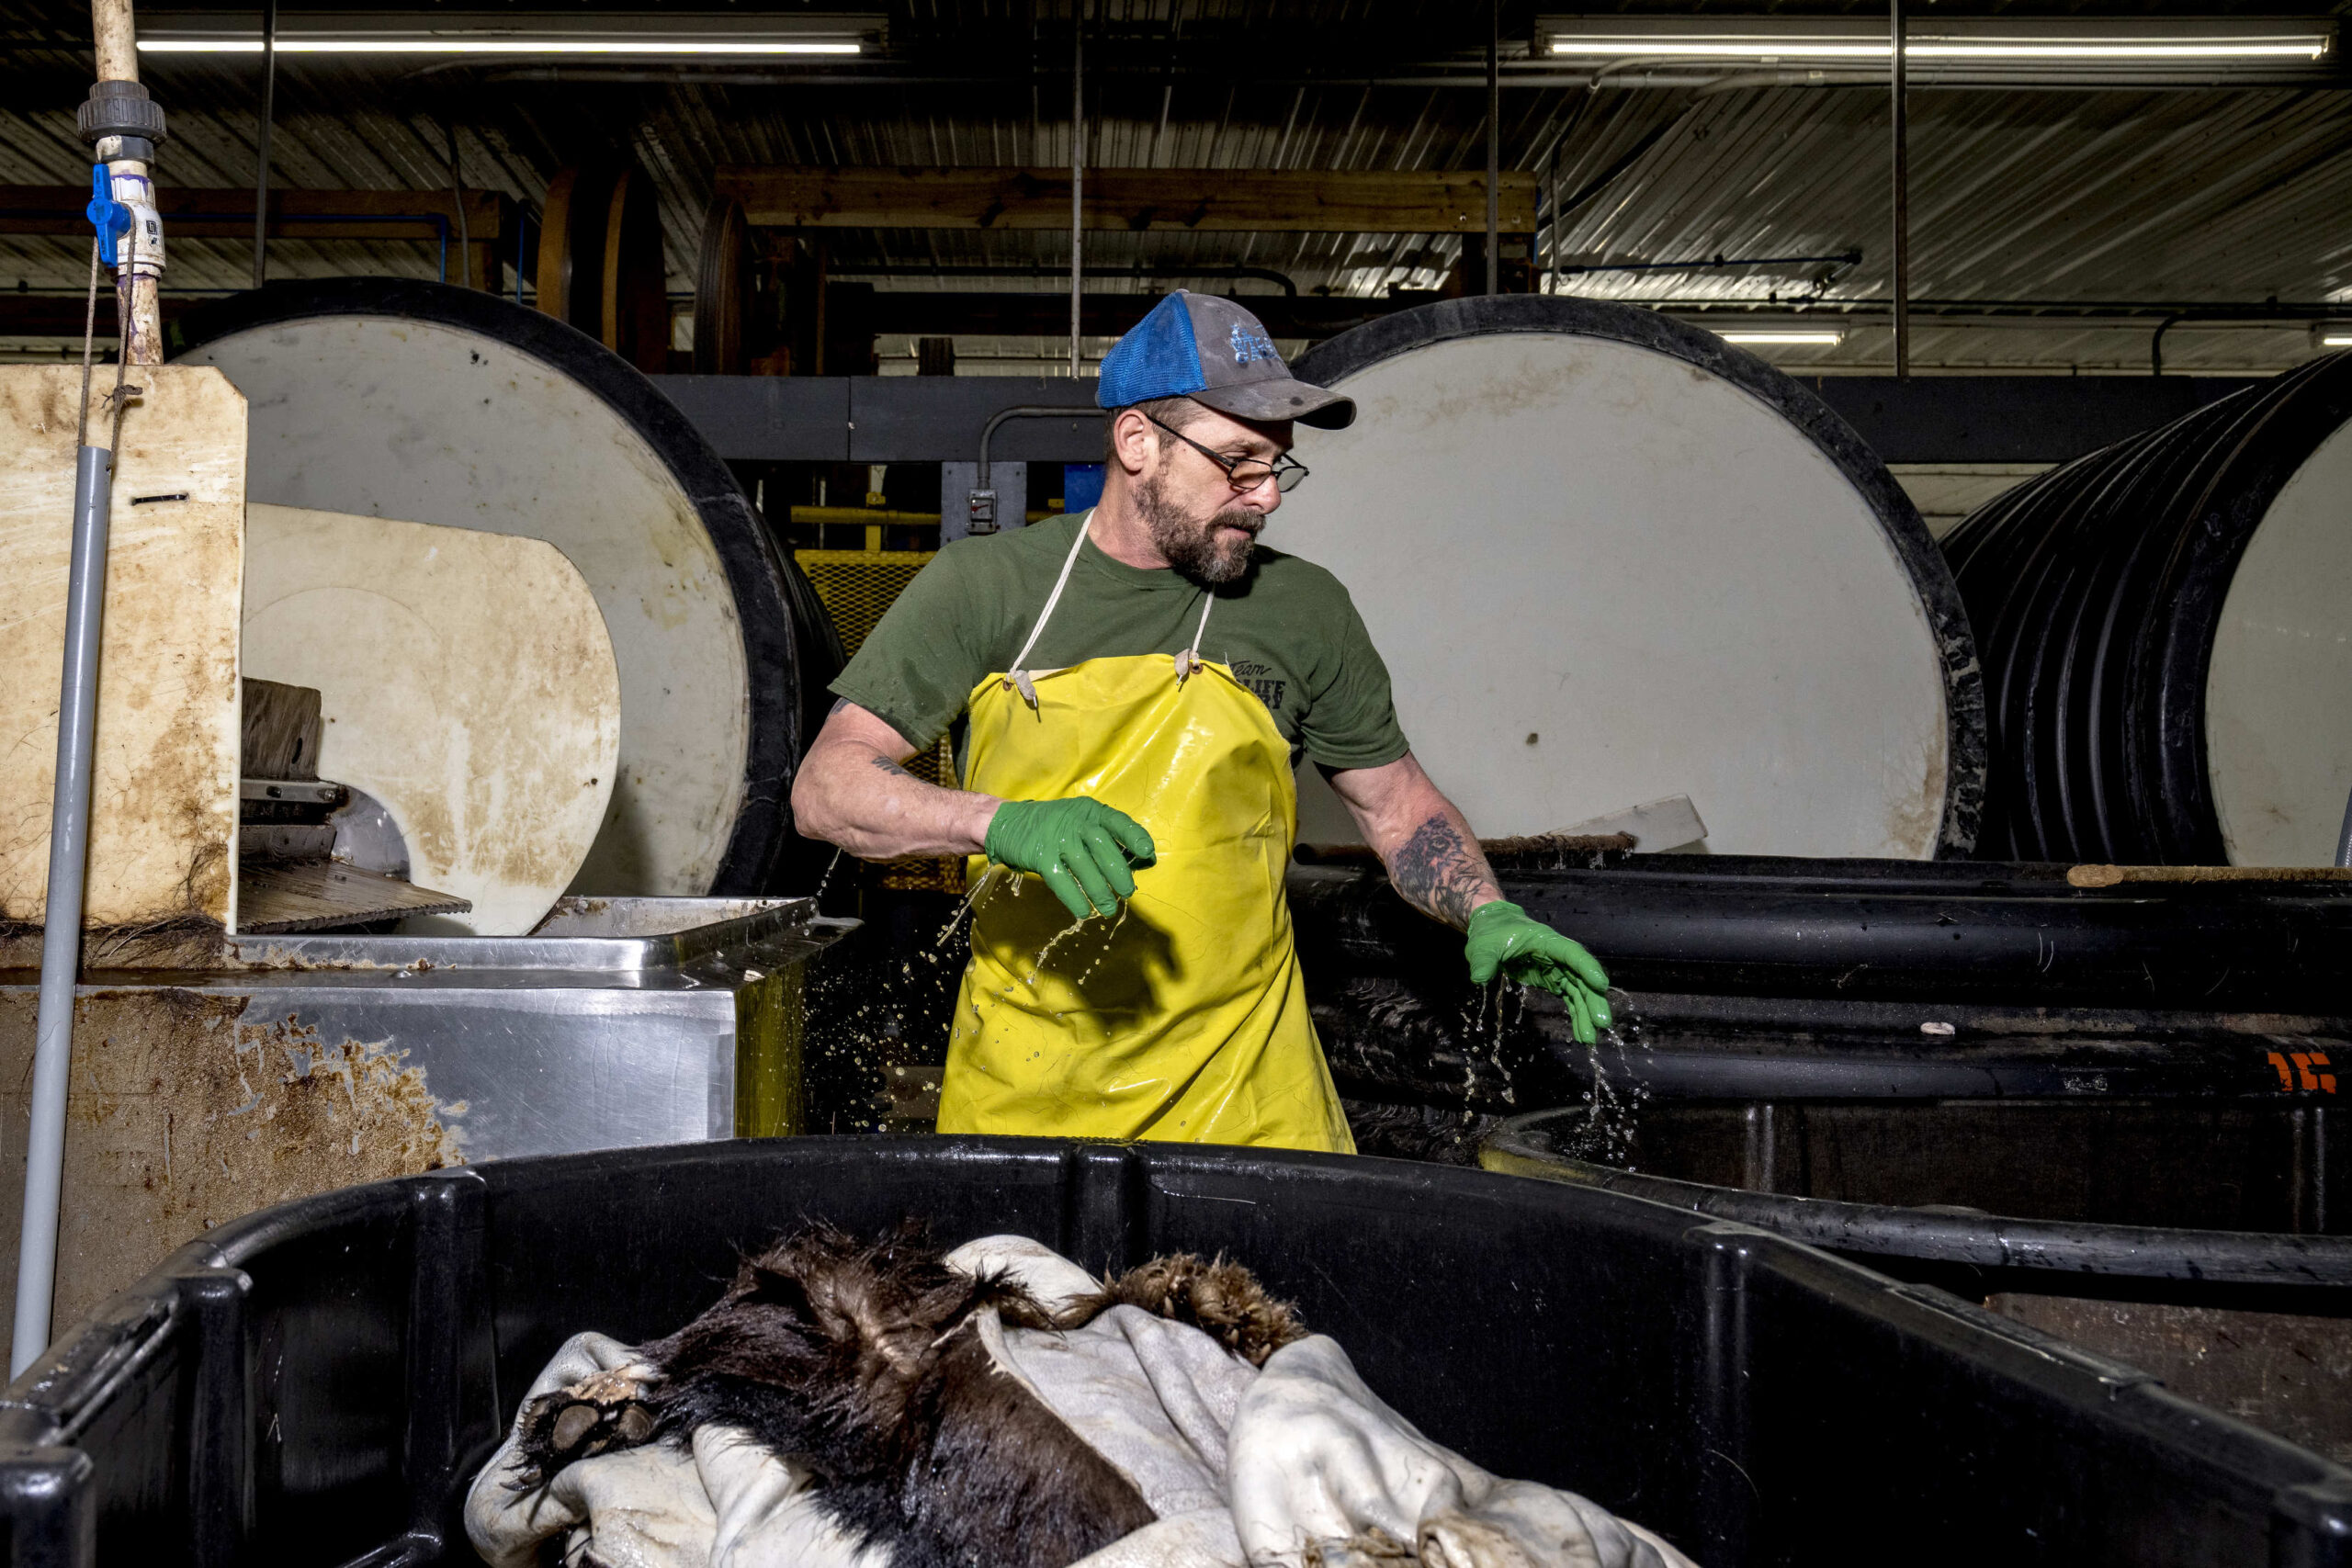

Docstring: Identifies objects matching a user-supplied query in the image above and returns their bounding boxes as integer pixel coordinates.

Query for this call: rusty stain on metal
[0,987,466,1330]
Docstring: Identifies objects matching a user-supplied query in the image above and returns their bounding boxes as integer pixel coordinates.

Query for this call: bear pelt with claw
[509,1221,1307,1568]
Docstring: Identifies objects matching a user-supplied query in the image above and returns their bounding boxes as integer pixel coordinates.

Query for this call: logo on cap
[1230,322,1278,366]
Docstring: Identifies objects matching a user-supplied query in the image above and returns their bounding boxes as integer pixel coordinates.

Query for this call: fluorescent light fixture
[138,11,878,56]
[1716,329,1846,346]
[2319,330,2352,349]
[1537,16,2335,73]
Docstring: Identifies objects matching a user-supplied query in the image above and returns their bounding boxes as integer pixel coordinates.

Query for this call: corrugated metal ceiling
[3,0,2347,370]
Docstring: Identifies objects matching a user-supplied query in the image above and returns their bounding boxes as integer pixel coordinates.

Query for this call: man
[791,291,1610,1153]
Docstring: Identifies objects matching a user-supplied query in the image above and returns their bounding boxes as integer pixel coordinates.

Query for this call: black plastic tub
[1485,1103,2352,1466]
[5,1138,2352,1567]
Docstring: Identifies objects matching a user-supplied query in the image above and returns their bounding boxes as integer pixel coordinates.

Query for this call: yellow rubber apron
[936,517,1355,1153]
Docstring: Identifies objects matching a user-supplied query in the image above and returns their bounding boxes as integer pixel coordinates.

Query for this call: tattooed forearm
[795,699,1001,858]
[1388,813,1492,929]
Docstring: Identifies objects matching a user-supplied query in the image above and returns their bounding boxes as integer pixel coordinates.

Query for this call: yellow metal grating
[797,547,963,894]
[796,549,934,656]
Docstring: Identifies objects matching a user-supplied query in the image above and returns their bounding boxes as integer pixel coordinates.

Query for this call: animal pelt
[1065,1251,1307,1369]
[510,1223,1306,1568]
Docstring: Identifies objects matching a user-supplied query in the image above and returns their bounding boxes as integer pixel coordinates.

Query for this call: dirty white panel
[0,366,244,926]
[2206,419,2352,866]
[184,316,747,895]
[1278,333,1951,858]
[243,505,622,934]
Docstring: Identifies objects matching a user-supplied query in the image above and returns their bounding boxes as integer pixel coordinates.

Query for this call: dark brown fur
[1066,1252,1308,1368]
[644,1223,1149,1568]
[514,1224,1303,1568]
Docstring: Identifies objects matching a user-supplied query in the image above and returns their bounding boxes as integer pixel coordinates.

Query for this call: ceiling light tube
[1545,39,2332,61]
[141,39,865,54]
[137,11,879,56]
[1537,16,2335,72]
[1716,329,1847,345]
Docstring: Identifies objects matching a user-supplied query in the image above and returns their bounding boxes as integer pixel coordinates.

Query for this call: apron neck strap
[1174,585,1216,683]
[1004,510,1222,698]
[1004,513,1094,699]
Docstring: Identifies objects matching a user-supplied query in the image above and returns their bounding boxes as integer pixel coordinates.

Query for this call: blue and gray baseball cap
[1097,290,1355,430]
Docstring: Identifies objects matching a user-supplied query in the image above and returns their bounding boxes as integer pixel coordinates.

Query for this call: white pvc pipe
[13,444,115,1377]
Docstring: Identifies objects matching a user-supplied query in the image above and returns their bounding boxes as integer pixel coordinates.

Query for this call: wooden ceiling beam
[715,166,1539,233]
[0,186,514,244]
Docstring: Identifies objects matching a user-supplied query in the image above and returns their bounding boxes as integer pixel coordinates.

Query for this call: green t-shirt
[831,512,1408,775]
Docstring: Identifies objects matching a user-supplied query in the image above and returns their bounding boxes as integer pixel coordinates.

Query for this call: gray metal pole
[1891,0,1911,378]
[252,0,274,288]
[1549,144,1562,296]
[1069,1,1082,379]
[1485,0,1500,296]
[12,442,114,1376]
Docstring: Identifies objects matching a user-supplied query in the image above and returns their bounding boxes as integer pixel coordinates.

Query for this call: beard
[1135,470,1262,585]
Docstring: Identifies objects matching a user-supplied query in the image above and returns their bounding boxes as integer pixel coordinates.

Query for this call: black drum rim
[693,195,752,376]
[168,276,808,894]
[1943,355,2352,865]
[2143,354,2352,862]
[1295,294,1988,857]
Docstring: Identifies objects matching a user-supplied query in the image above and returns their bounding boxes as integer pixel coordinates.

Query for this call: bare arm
[789,699,1002,860]
[1320,752,1502,930]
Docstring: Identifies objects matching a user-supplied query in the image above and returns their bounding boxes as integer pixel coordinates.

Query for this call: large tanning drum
[174,279,836,896]
[1944,352,2352,866]
[1282,298,1984,858]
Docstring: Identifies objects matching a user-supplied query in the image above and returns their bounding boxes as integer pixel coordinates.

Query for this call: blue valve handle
[85,164,131,267]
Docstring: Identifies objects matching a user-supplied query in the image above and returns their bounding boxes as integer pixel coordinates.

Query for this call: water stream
[1565,1010,1651,1168]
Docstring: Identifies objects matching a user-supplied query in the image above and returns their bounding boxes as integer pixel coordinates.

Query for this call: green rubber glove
[1464,899,1613,1045]
[983,797,1158,922]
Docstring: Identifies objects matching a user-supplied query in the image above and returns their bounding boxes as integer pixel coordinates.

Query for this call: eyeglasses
[1144,412,1310,493]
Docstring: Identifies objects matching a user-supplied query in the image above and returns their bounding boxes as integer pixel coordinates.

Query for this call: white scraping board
[243,504,622,934]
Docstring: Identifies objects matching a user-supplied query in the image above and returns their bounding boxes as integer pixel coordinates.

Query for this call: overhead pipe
[831,262,1300,296]
[1556,250,1862,277]
[460,62,2352,91]
[1663,298,2344,322]
[979,404,1092,491]
[2139,308,2335,376]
